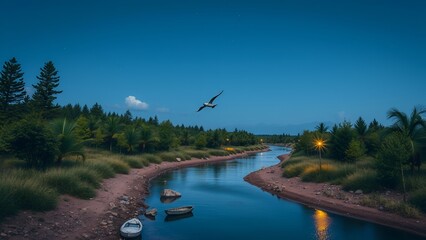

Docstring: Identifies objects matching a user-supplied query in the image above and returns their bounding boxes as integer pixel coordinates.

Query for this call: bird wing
[197,105,206,112]
[208,90,223,104]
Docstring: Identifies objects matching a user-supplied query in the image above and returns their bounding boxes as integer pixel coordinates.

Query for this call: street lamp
[314,139,326,171]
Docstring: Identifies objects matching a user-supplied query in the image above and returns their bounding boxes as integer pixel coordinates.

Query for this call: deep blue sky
[1,0,425,134]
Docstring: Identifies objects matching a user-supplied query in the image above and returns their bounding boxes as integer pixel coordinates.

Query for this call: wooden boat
[120,218,143,238]
[165,206,194,215]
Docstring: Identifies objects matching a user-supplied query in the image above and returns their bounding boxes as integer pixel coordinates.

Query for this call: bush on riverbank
[361,194,420,218]
[282,154,426,215]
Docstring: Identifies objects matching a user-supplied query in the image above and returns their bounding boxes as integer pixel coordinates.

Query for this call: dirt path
[244,154,426,238]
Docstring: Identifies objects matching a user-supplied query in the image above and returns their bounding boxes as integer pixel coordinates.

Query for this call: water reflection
[165,212,194,222]
[160,196,180,204]
[313,209,331,240]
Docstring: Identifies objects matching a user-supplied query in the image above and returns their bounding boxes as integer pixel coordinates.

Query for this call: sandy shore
[244,154,426,238]
[0,149,266,240]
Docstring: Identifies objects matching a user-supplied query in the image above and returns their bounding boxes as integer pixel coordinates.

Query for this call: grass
[341,169,380,193]
[0,171,58,220]
[208,150,229,156]
[183,150,210,159]
[41,169,96,199]
[408,188,426,212]
[361,194,421,218]
[143,154,162,164]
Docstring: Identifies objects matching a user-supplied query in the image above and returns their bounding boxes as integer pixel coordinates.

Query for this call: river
[140,146,423,240]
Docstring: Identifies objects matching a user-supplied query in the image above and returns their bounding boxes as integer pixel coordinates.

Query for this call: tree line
[0,57,258,169]
[295,108,426,188]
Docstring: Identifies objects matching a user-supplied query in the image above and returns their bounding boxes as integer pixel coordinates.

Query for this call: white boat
[165,206,193,215]
[120,218,143,238]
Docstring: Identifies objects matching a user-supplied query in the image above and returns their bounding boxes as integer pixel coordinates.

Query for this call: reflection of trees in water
[313,209,331,240]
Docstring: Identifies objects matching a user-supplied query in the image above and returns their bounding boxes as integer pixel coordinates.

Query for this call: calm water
[140,146,423,240]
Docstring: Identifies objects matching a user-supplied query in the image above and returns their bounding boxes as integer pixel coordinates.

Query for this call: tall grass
[41,169,96,199]
[408,188,426,212]
[0,172,58,219]
[184,150,210,159]
[105,159,130,174]
[361,194,420,218]
[86,161,115,179]
[341,169,380,193]
[208,150,229,156]
[143,154,162,164]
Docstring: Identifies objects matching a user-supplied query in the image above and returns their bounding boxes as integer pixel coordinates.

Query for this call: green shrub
[68,167,102,188]
[0,159,26,169]
[184,150,210,159]
[106,159,130,174]
[13,178,58,211]
[402,176,426,192]
[86,161,115,179]
[361,194,420,218]
[123,157,144,168]
[300,164,341,182]
[0,180,18,219]
[158,152,178,162]
[208,150,229,156]
[282,162,312,178]
[42,169,96,199]
[409,188,426,213]
[143,154,162,164]
[341,169,379,193]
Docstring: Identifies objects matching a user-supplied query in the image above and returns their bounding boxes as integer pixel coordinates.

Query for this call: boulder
[161,189,182,198]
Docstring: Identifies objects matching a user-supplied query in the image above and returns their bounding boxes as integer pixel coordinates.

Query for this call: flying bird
[197,90,223,112]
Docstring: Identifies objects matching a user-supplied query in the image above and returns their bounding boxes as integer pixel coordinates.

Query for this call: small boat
[120,218,143,238]
[165,206,193,215]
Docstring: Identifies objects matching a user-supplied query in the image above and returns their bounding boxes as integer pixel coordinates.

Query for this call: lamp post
[315,139,325,171]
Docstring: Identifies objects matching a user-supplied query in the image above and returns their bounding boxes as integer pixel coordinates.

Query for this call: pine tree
[0,57,26,121]
[32,61,62,119]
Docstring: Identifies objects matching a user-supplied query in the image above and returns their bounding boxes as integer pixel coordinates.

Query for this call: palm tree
[51,118,86,164]
[104,115,122,151]
[387,106,426,171]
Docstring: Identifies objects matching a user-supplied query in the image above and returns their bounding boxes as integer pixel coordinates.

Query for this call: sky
[1,0,425,134]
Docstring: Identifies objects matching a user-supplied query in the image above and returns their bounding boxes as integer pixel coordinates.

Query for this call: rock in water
[160,189,181,198]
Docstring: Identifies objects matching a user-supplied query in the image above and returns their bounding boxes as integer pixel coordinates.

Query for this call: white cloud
[125,96,149,110]
[338,111,346,121]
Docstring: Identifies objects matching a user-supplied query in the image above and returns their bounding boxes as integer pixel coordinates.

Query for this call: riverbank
[0,149,267,240]
[244,154,426,237]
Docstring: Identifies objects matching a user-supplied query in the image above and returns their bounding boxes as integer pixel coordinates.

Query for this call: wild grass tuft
[341,169,380,193]
[86,161,115,179]
[41,169,96,199]
[184,150,210,159]
[0,173,58,219]
[68,167,102,188]
[361,194,420,218]
[401,175,426,192]
[143,154,162,164]
[105,159,130,174]
[122,157,144,168]
[408,188,426,213]
[208,150,229,156]
[282,161,313,178]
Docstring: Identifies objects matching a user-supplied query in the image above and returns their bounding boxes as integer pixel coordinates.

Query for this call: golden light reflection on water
[313,209,331,240]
